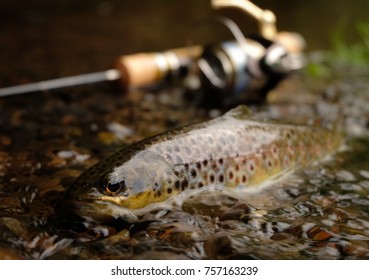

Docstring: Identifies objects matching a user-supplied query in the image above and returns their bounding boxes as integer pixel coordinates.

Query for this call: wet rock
[306,226,332,241]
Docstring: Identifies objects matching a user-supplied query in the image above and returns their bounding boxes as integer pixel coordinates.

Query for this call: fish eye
[104,180,126,196]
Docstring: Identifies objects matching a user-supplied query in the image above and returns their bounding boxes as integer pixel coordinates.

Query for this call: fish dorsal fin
[224,105,252,120]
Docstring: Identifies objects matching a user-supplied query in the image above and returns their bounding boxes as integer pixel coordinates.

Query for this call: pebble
[57,151,75,159]
[107,122,134,139]
[57,150,90,163]
[352,198,369,206]
[359,170,369,179]
[336,170,357,182]
[339,183,362,191]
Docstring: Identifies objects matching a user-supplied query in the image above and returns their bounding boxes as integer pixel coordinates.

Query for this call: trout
[65,105,341,221]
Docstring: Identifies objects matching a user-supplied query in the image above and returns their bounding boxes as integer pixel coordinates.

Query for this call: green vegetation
[306,19,369,78]
[331,20,369,66]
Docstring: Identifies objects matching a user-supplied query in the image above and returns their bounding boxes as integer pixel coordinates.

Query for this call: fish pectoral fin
[224,105,252,120]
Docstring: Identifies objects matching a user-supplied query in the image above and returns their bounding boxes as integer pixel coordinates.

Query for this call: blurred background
[0,0,368,85]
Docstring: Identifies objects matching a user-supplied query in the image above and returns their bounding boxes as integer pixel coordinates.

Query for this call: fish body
[65,105,341,220]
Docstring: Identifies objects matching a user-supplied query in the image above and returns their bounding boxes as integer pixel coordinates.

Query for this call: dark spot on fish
[196,162,201,170]
[209,174,215,183]
[219,174,224,183]
[181,179,189,190]
[115,154,123,160]
[167,188,173,194]
[203,160,208,167]
[242,175,247,183]
[175,181,180,190]
[235,165,239,171]
[100,163,108,169]
[228,171,234,180]
[198,182,204,188]
[268,160,272,167]
[190,169,197,178]
[184,163,189,170]
[157,190,162,197]
[218,158,224,165]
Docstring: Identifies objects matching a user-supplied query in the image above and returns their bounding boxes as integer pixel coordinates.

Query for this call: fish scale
[65,105,342,220]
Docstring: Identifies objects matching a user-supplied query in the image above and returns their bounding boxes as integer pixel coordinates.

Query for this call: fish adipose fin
[224,105,252,120]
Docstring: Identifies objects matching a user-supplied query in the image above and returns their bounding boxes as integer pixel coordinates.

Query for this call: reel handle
[212,0,277,40]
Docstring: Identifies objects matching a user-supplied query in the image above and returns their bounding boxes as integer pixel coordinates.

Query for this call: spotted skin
[66,105,341,219]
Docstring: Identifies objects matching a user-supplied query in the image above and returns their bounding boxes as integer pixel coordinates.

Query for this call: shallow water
[1,68,369,259]
[1,1,369,260]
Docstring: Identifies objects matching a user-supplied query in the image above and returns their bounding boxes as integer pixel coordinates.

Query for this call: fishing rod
[0,0,305,102]
[0,46,202,97]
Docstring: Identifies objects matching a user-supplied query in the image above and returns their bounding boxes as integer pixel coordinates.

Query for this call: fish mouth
[90,194,129,205]
[66,194,139,223]
[68,190,130,209]
[71,194,128,212]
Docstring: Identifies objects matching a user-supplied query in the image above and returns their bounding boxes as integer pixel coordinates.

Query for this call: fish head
[64,150,178,222]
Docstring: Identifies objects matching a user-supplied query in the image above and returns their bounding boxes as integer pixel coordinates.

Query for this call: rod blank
[0,69,121,97]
